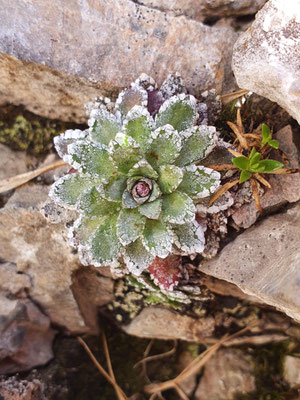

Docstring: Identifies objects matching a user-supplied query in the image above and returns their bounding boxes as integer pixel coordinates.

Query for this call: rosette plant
[50,77,221,278]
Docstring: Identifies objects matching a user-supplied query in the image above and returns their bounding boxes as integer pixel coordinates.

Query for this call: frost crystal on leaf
[48,74,221,291]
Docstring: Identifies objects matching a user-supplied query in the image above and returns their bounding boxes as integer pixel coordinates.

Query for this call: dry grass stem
[254,173,271,188]
[134,341,177,369]
[227,121,249,151]
[77,336,128,400]
[206,163,238,171]
[250,177,262,213]
[144,321,258,397]
[0,160,67,193]
[209,179,239,205]
[220,90,249,105]
[226,147,244,157]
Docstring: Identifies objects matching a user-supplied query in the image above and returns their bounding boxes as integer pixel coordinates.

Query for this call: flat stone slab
[199,202,300,322]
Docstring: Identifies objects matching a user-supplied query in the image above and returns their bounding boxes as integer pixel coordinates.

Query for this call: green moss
[0,107,84,157]
[235,342,299,400]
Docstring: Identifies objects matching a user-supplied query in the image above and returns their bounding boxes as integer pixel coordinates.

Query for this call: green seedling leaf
[261,123,271,141]
[239,170,252,183]
[232,156,249,171]
[269,139,279,149]
[249,151,261,166]
[257,159,283,173]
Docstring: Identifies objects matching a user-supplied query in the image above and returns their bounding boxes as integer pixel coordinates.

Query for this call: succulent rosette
[50,77,221,277]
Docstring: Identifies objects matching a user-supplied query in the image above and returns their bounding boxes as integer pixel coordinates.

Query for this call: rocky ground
[0,0,300,399]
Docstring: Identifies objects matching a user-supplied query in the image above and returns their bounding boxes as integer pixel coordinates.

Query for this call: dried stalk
[0,160,67,193]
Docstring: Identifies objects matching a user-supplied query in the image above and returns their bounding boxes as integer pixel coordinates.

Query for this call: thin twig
[0,160,67,193]
[77,336,128,400]
[209,179,239,205]
[144,321,258,396]
[134,341,177,369]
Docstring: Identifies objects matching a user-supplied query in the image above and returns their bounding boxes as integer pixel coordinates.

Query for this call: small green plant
[261,123,279,149]
[232,147,283,183]
[50,75,221,285]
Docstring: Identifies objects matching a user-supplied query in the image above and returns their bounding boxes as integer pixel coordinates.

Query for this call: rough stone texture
[0,0,239,122]
[232,125,300,228]
[123,306,215,341]
[0,53,117,123]
[195,349,255,399]
[0,184,114,334]
[232,0,300,124]
[283,356,300,387]
[0,299,55,374]
[199,201,300,322]
[0,376,46,400]
[141,0,266,20]
[0,143,27,180]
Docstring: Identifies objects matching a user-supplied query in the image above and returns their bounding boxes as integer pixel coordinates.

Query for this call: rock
[0,184,114,334]
[194,349,255,399]
[123,306,215,341]
[0,299,55,374]
[0,0,239,122]
[283,355,300,387]
[0,53,115,124]
[232,0,300,124]
[199,201,300,322]
[141,0,266,20]
[0,144,27,180]
[0,376,45,400]
[232,125,300,228]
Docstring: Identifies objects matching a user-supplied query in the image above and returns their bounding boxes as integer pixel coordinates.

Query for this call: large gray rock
[0,0,239,121]
[195,349,255,399]
[141,0,266,20]
[232,0,300,124]
[199,201,300,322]
[0,184,114,334]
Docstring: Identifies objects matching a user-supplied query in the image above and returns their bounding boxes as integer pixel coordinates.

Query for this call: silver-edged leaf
[108,132,142,173]
[123,238,155,276]
[162,191,195,224]
[89,109,120,146]
[155,94,197,132]
[178,165,220,199]
[175,125,216,167]
[172,220,205,254]
[157,165,183,194]
[142,219,173,258]
[123,106,154,152]
[138,198,162,219]
[116,208,146,246]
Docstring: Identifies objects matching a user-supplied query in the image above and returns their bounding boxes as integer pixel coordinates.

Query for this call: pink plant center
[133,181,150,198]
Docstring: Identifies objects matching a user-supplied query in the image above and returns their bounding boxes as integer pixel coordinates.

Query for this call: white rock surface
[0,0,239,122]
[283,355,300,387]
[199,201,300,322]
[232,0,300,124]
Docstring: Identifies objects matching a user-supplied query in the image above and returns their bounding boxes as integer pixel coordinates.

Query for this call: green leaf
[122,189,138,209]
[123,239,155,275]
[115,86,148,117]
[78,187,120,217]
[138,198,162,219]
[89,109,120,146]
[109,133,142,173]
[256,159,283,173]
[232,156,249,171]
[239,170,252,183]
[175,126,216,167]
[269,139,279,149]
[172,220,205,254]
[89,215,121,265]
[178,165,220,199]
[142,219,173,258]
[49,173,97,208]
[116,209,146,245]
[146,125,182,167]
[249,151,261,166]
[68,140,117,180]
[261,123,271,141]
[128,159,158,179]
[162,191,195,224]
[98,175,128,202]
[157,165,184,194]
[148,182,162,202]
[124,106,154,152]
[73,215,107,245]
[155,94,197,132]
